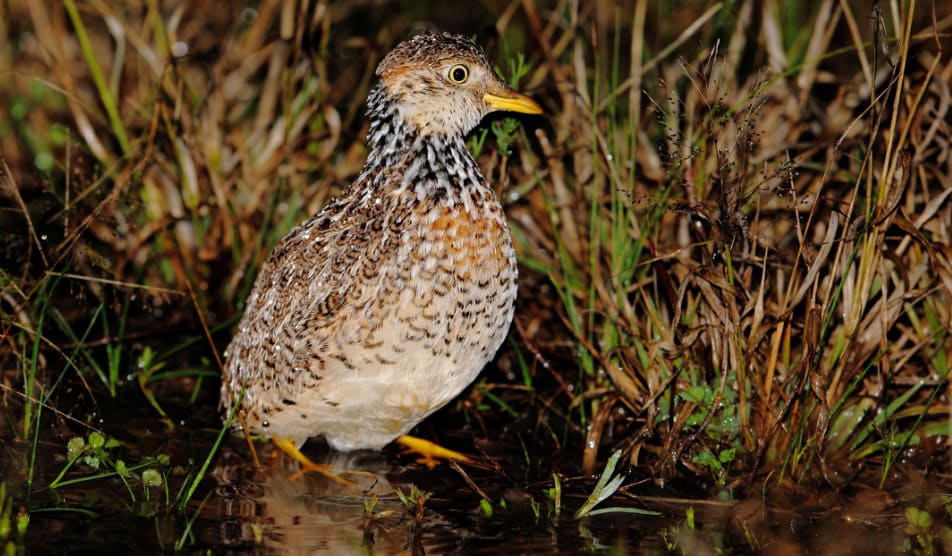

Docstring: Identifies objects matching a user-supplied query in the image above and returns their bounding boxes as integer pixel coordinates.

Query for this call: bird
[220,32,542,472]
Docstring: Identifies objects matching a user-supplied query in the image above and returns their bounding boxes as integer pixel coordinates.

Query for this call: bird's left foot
[272,437,356,485]
[395,435,471,469]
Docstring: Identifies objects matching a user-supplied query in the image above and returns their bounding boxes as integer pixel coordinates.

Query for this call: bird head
[374,32,542,138]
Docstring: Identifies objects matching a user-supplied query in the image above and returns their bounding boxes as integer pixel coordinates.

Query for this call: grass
[1,0,952,551]
[0,482,29,552]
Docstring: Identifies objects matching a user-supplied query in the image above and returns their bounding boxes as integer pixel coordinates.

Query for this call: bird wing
[232,190,405,385]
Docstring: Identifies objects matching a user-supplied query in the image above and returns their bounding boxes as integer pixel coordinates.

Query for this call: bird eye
[448,64,469,84]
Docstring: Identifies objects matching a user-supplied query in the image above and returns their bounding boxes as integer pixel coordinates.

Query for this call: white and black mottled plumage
[221,32,542,452]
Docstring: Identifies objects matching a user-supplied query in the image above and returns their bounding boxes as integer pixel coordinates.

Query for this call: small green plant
[692,447,736,485]
[574,450,660,519]
[469,51,534,158]
[477,496,507,519]
[49,431,170,505]
[529,495,541,523]
[49,301,127,398]
[363,494,379,518]
[659,507,695,552]
[479,498,494,518]
[0,482,29,554]
[135,346,174,428]
[175,391,243,511]
[659,506,733,554]
[141,469,164,501]
[904,506,935,556]
[174,491,216,551]
[547,472,562,521]
[678,384,714,426]
[395,484,432,522]
[903,506,952,556]
[678,379,740,440]
[362,493,396,522]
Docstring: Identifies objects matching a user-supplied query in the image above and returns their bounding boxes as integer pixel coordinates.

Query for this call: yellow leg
[395,435,471,469]
[272,437,355,485]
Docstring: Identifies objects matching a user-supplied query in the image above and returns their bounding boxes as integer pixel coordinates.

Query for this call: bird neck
[360,84,490,208]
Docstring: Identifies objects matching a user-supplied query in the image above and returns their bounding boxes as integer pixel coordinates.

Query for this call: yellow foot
[395,435,471,469]
[272,437,355,485]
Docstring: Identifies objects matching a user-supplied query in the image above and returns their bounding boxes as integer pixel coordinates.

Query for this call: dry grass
[1,0,951,494]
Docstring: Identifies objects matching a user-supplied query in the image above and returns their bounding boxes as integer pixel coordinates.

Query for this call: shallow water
[9,425,949,555]
[1,382,946,554]
[199,449,630,553]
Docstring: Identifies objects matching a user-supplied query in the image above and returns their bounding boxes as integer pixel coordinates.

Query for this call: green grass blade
[64,0,131,156]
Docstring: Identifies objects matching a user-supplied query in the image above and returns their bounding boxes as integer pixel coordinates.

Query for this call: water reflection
[194,442,941,554]
[198,442,652,554]
[207,445,412,554]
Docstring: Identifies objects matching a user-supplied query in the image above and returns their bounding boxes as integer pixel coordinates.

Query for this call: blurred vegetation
[1,1,952,541]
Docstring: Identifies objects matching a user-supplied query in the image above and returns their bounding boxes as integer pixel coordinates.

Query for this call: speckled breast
[405,202,518,373]
[299,198,517,451]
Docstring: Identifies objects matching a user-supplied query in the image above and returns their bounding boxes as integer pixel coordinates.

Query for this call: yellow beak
[483,90,543,115]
